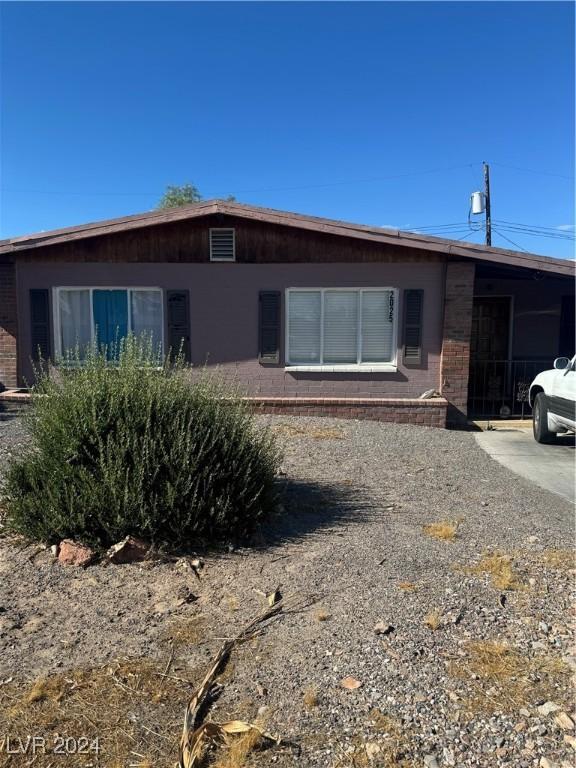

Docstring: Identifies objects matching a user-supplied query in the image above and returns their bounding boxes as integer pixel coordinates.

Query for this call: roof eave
[0,199,573,277]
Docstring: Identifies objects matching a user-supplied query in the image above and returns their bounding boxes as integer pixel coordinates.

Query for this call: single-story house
[0,200,574,427]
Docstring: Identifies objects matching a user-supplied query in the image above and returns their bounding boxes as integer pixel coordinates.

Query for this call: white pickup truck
[529,355,576,443]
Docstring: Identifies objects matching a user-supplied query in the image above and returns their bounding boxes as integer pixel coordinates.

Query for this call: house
[0,200,574,427]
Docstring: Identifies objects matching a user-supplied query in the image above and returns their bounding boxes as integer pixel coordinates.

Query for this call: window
[54,287,163,358]
[286,288,397,367]
[209,228,235,261]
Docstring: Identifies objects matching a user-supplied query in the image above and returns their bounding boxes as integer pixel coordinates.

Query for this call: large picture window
[286,288,397,367]
[54,287,163,358]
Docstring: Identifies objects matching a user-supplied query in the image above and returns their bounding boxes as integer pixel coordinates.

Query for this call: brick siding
[246,397,447,427]
[0,391,448,428]
[0,261,18,390]
[440,262,475,423]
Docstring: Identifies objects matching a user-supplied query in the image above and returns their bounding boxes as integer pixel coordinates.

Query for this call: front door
[469,297,512,415]
[470,297,511,361]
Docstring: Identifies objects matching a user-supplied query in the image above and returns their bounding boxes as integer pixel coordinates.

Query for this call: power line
[494,218,573,233]
[407,222,471,231]
[407,219,574,241]
[453,229,485,242]
[0,163,483,199]
[492,223,575,241]
[492,223,575,240]
[491,227,530,252]
[491,161,574,181]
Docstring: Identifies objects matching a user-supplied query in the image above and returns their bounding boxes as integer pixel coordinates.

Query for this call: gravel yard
[0,415,574,768]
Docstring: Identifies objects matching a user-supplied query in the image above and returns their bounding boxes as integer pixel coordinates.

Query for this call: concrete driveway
[475,427,575,504]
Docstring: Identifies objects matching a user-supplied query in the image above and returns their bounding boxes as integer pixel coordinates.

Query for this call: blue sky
[1,1,574,258]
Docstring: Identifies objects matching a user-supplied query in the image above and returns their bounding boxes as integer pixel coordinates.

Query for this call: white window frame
[52,286,164,359]
[209,228,236,262]
[285,287,399,372]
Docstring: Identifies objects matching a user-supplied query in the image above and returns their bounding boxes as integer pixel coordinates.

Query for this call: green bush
[5,338,280,550]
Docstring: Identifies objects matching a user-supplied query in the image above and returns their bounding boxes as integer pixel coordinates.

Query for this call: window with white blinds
[287,291,321,363]
[287,288,397,366]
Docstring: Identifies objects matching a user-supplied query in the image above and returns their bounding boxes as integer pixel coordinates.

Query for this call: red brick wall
[440,262,475,423]
[0,392,447,428]
[0,261,18,390]
[247,397,447,428]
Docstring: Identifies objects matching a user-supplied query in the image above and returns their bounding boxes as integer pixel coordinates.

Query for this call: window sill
[285,364,398,373]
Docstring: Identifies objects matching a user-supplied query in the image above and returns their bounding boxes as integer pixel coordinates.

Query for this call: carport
[469,260,574,419]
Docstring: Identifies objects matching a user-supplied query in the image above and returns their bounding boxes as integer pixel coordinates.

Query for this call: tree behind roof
[156,184,236,209]
[156,184,202,209]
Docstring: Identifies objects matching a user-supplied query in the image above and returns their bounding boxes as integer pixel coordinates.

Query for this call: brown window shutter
[259,291,281,364]
[167,290,191,361]
[30,289,51,361]
[403,289,424,365]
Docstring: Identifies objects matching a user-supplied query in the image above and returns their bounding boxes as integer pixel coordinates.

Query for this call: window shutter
[30,289,51,361]
[403,289,424,365]
[167,290,191,361]
[210,228,235,261]
[259,291,281,364]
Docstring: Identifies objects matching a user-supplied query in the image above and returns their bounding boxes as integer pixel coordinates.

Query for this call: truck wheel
[533,393,555,444]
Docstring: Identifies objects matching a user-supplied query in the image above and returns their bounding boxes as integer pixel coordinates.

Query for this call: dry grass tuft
[424,609,442,630]
[212,726,263,768]
[423,520,459,541]
[25,674,70,705]
[365,709,414,766]
[164,615,206,647]
[305,711,415,767]
[1,657,193,768]
[271,423,345,440]
[368,708,399,732]
[449,640,571,715]
[464,551,523,590]
[223,594,240,612]
[331,742,370,768]
[303,686,320,710]
[315,609,332,622]
[538,548,575,571]
[398,581,418,592]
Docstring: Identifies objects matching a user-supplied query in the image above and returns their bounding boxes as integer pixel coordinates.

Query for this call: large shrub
[5,339,280,549]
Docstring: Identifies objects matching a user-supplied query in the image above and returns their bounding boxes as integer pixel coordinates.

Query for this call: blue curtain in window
[93,290,128,356]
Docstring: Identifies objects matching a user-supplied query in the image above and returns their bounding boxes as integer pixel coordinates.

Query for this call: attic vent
[209,228,235,261]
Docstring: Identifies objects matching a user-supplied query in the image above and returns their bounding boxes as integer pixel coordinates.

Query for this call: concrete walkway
[475,427,575,504]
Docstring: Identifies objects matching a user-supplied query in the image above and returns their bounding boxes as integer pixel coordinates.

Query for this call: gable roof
[0,199,573,276]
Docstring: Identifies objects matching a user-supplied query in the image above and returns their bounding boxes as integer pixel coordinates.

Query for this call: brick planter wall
[0,261,18,390]
[440,262,475,424]
[0,392,448,428]
[246,397,447,427]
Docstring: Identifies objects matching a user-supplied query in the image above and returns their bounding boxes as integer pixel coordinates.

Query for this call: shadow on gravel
[255,478,378,547]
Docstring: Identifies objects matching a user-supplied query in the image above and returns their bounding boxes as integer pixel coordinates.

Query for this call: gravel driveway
[0,415,574,768]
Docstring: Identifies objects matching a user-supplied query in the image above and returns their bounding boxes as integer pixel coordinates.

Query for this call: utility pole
[483,161,491,246]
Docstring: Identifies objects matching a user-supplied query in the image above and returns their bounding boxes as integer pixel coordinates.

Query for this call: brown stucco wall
[16,261,444,397]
